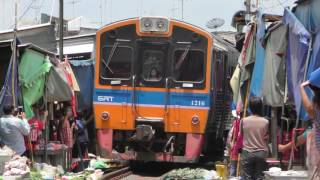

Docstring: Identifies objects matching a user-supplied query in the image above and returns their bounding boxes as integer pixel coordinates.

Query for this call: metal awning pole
[59,0,64,61]
[13,0,18,107]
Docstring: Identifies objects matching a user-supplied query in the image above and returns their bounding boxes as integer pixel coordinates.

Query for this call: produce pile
[0,146,15,156]
[3,155,30,177]
[163,168,220,180]
[61,169,103,180]
[0,145,126,180]
[30,163,64,179]
[61,158,125,180]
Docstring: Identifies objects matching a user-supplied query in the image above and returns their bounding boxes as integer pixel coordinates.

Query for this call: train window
[173,49,204,82]
[100,46,133,80]
[142,50,164,81]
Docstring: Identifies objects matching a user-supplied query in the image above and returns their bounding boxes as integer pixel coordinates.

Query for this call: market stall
[228,0,320,178]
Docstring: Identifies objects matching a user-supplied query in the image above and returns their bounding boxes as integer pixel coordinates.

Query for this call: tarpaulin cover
[283,8,311,120]
[304,32,320,115]
[0,51,19,116]
[239,24,256,102]
[230,65,241,104]
[261,22,288,107]
[19,49,52,118]
[46,66,73,102]
[250,11,266,97]
[69,59,94,111]
[0,24,57,53]
[293,0,320,32]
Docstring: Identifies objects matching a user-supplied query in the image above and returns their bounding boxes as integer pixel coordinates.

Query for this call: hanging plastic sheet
[19,49,52,118]
[239,24,256,102]
[250,11,266,97]
[304,32,320,119]
[283,8,311,120]
[0,51,20,116]
[230,64,241,104]
[69,59,94,112]
[261,22,288,107]
[293,0,320,32]
[46,66,73,102]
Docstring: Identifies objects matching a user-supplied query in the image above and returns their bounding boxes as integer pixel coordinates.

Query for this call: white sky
[0,0,296,32]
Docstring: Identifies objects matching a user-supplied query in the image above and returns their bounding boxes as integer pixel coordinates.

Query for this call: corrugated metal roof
[0,23,57,53]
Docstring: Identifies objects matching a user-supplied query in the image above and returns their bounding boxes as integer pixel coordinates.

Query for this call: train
[93,17,239,163]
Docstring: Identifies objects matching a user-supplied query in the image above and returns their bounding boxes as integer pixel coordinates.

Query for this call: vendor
[300,67,320,174]
[227,110,244,177]
[0,104,30,156]
[278,127,311,153]
[73,111,89,158]
[240,97,269,180]
[60,106,76,168]
[25,105,48,153]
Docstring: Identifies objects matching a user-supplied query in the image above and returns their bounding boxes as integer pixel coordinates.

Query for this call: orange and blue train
[93,17,239,163]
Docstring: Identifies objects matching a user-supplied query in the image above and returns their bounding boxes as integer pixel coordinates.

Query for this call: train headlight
[143,18,152,29]
[101,111,110,121]
[191,115,200,125]
[139,17,169,33]
[156,20,165,29]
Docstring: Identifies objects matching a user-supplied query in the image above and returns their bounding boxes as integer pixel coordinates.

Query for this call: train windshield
[142,50,164,81]
[100,46,133,79]
[173,49,205,82]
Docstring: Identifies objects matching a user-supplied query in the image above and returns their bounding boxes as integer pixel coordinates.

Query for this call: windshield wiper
[175,45,190,70]
[103,41,119,74]
[101,57,114,74]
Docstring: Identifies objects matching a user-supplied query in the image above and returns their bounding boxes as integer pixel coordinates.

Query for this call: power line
[67,0,81,18]
[10,0,36,28]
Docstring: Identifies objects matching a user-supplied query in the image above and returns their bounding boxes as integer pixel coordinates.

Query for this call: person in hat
[300,67,320,172]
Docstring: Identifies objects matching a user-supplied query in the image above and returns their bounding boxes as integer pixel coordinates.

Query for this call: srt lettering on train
[97,96,114,102]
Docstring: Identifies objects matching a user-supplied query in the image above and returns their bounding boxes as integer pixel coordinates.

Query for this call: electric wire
[10,0,36,28]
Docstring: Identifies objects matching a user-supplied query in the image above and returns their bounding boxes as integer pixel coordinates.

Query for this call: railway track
[101,162,173,180]
[101,166,168,180]
[101,160,217,180]
[101,166,133,180]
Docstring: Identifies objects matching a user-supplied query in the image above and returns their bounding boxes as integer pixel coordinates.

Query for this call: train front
[94,17,213,163]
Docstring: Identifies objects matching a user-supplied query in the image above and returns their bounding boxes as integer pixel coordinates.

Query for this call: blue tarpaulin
[307,32,320,78]
[304,32,320,117]
[283,8,311,120]
[250,11,266,97]
[69,59,94,112]
[293,0,320,32]
[0,50,20,116]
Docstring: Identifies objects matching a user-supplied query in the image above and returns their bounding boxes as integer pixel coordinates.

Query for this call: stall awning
[59,43,94,55]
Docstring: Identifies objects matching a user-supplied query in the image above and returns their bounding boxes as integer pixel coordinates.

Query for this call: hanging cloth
[283,8,311,120]
[0,49,20,116]
[261,22,288,107]
[19,49,52,118]
[250,11,266,97]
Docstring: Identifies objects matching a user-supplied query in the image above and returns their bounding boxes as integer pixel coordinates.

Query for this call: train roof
[211,33,240,66]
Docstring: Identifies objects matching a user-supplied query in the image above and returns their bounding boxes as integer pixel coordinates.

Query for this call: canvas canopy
[19,49,52,118]
[46,66,73,102]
